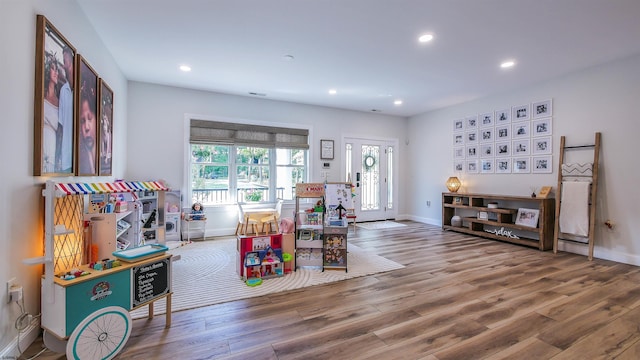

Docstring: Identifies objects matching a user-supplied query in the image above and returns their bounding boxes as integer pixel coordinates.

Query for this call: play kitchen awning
[53,181,169,196]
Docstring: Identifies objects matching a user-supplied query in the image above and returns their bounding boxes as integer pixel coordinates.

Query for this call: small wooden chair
[236,203,259,236]
[261,199,283,234]
[345,208,357,234]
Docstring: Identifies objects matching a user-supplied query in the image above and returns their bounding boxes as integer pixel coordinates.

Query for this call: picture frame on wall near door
[320,139,334,160]
[33,15,77,176]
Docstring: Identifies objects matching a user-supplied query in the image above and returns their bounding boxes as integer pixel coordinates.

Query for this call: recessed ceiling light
[328,89,337,95]
[394,100,403,105]
[283,54,295,61]
[500,60,516,68]
[418,33,434,43]
[179,64,191,72]
[248,92,267,97]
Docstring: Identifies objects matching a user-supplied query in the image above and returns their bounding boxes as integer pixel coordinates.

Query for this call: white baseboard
[557,240,640,266]
[403,215,441,226]
[0,321,41,358]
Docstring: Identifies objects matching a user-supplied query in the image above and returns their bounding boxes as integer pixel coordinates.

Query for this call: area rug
[356,221,407,230]
[131,237,404,318]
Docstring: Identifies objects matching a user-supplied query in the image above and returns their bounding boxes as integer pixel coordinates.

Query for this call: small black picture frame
[321,139,334,160]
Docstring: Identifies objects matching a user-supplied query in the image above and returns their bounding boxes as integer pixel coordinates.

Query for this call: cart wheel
[66,306,132,360]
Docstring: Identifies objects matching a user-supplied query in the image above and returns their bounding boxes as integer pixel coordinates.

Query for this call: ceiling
[77,0,640,117]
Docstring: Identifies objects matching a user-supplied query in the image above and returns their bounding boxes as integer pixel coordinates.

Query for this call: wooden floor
[23,221,640,359]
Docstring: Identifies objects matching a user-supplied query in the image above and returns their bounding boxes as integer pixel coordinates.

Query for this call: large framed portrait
[33,15,77,176]
[98,79,113,176]
[76,56,99,176]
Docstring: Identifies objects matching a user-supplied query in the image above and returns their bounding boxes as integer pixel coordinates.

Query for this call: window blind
[190,119,309,149]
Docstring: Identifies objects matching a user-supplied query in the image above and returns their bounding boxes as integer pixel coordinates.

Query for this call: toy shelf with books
[294,183,325,269]
[323,224,347,271]
[323,182,352,272]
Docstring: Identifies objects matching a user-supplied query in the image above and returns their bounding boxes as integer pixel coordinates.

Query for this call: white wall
[126,82,408,235]
[407,54,640,264]
[0,0,127,353]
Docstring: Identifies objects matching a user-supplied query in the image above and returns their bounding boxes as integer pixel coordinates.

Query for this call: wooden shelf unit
[442,192,555,250]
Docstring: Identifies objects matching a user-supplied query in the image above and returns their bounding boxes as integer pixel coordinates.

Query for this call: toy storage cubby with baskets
[323,225,347,271]
[442,192,555,250]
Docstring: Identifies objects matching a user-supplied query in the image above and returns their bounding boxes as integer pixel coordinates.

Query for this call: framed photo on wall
[466,160,479,174]
[512,139,530,156]
[454,133,464,145]
[453,146,465,159]
[479,112,493,127]
[512,122,530,139]
[454,161,464,173]
[532,118,553,137]
[512,157,531,174]
[453,118,464,132]
[33,15,77,176]
[76,56,99,176]
[98,79,113,176]
[495,125,510,140]
[532,155,553,173]
[495,141,511,156]
[495,157,511,174]
[532,99,553,118]
[512,104,530,121]
[466,115,478,129]
[495,108,510,124]
[480,159,494,174]
[532,137,552,155]
[320,139,334,159]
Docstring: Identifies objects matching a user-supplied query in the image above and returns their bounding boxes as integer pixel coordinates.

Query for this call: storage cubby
[442,192,555,250]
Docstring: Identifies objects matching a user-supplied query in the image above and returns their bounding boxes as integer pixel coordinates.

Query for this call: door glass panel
[361,145,380,211]
[345,143,352,182]
[387,146,393,209]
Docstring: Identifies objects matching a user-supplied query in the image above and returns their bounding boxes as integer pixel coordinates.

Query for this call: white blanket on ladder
[559,181,590,237]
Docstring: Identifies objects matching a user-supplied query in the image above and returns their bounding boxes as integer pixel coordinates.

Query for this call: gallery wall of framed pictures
[33,14,114,177]
[452,99,553,175]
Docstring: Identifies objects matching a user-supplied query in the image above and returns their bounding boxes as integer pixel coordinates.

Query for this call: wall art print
[33,15,77,176]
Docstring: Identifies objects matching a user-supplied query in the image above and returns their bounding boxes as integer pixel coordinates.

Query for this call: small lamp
[446,176,461,193]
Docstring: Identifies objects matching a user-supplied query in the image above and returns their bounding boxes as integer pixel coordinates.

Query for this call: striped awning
[54,181,169,196]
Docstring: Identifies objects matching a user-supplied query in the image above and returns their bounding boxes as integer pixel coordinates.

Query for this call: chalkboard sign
[132,257,171,307]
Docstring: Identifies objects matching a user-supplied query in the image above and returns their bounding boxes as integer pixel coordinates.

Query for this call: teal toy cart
[25,181,173,360]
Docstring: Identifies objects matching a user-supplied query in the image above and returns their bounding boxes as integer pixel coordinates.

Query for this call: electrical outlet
[6,277,16,303]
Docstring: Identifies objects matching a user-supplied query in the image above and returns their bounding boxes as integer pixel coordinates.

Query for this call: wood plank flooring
[22,221,640,359]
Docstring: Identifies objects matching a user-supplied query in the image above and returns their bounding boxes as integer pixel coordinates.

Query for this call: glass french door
[343,137,397,222]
